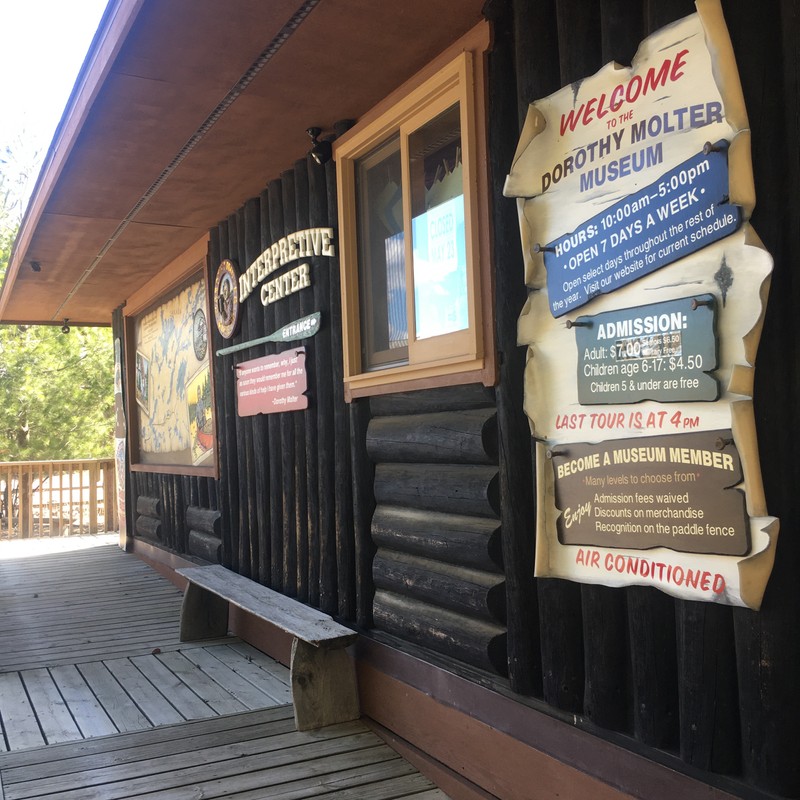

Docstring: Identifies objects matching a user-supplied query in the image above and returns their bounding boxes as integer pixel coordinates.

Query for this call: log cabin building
[2,0,799,797]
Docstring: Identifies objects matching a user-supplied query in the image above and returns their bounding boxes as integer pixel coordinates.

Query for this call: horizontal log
[369,384,495,417]
[188,530,222,563]
[373,549,506,623]
[186,506,222,536]
[372,505,502,573]
[136,496,161,519]
[374,464,500,519]
[135,515,162,541]
[367,409,497,465]
[373,589,507,676]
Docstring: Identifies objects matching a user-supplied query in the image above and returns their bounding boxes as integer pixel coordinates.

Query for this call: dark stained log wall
[130,153,353,617]
[485,0,542,698]
[725,0,800,794]
[367,387,506,676]
[509,0,585,714]
[578,0,637,737]
[204,155,353,613]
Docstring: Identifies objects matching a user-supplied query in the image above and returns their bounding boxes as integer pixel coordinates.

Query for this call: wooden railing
[0,459,116,540]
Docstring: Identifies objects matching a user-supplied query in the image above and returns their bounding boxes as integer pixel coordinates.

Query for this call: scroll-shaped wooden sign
[543,145,740,316]
[505,0,778,608]
[551,430,748,556]
[574,295,718,404]
[236,348,308,416]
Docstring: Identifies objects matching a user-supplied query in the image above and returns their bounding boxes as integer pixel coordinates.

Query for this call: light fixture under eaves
[307,127,332,165]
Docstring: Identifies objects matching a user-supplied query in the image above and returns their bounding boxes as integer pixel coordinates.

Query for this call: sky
[0,0,109,214]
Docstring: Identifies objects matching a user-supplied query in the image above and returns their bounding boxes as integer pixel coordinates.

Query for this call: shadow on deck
[0,536,447,799]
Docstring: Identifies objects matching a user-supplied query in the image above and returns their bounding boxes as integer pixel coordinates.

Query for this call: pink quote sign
[236,348,308,416]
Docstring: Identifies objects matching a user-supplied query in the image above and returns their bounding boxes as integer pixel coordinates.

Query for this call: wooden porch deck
[0,537,447,799]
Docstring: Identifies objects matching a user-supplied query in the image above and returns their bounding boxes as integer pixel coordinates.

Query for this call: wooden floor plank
[227,641,292,680]
[102,658,184,727]
[18,670,81,745]
[12,732,382,800]
[218,759,416,800]
[0,607,181,637]
[7,723,366,798]
[0,542,449,799]
[0,544,192,672]
[0,639,208,674]
[0,720,431,800]
[0,674,44,751]
[141,745,405,800]
[48,665,117,739]
[180,647,281,709]
[154,651,248,716]
[76,662,151,733]
[207,644,293,703]
[0,708,294,773]
[128,655,216,721]
[322,773,447,800]
[4,717,300,791]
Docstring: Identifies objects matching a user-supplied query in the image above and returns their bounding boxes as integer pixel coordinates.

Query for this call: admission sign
[504,0,778,608]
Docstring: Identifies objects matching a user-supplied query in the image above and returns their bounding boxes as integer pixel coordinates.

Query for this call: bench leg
[290,640,360,731]
[179,582,229,641]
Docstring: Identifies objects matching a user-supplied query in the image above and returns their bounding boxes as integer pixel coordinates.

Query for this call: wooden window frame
[123,237,219,478]
[335,24,495,400]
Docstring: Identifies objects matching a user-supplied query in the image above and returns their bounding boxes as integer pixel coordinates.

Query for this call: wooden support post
[179,583,229,642]
[290,639,359,731]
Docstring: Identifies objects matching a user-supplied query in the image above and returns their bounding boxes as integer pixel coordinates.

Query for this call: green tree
[0,325,114,460]
[0,142,114,461]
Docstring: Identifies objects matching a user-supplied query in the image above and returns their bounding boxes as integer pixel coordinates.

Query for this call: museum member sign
[505,0,777,608]
[551,430,747,556]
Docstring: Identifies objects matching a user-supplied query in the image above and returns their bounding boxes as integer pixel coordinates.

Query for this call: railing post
[89,462,98,534]
[6,465,13,538]
[36,463,43,537]
[20,469,30,539]
[58,462,65,534]
[104,460,116,532]
[47,463,54,535]
[0,459,114,540]
[68,465,74,534]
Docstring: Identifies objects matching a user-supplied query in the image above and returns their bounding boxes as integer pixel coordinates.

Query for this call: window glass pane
[409,103,468,340]
[355,135,408,370]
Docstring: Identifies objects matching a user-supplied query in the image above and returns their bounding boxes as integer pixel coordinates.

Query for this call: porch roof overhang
[0,0,486,326]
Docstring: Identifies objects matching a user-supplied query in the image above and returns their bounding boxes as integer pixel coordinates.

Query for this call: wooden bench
[176,564,359,731]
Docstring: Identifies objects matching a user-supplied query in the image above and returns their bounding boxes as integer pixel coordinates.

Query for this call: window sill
[344,355,495,401]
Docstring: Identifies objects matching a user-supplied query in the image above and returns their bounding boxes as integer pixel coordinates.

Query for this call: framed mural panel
[125,271,217,476]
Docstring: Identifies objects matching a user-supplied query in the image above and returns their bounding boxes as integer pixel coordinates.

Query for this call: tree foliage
[0,325,114,460]
[0,142,114,461]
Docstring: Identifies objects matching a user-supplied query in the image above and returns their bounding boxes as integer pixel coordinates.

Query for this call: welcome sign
[505,0,777,608]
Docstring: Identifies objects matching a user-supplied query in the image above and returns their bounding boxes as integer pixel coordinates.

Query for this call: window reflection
[409,103,468,341]
[355,136,408,370]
